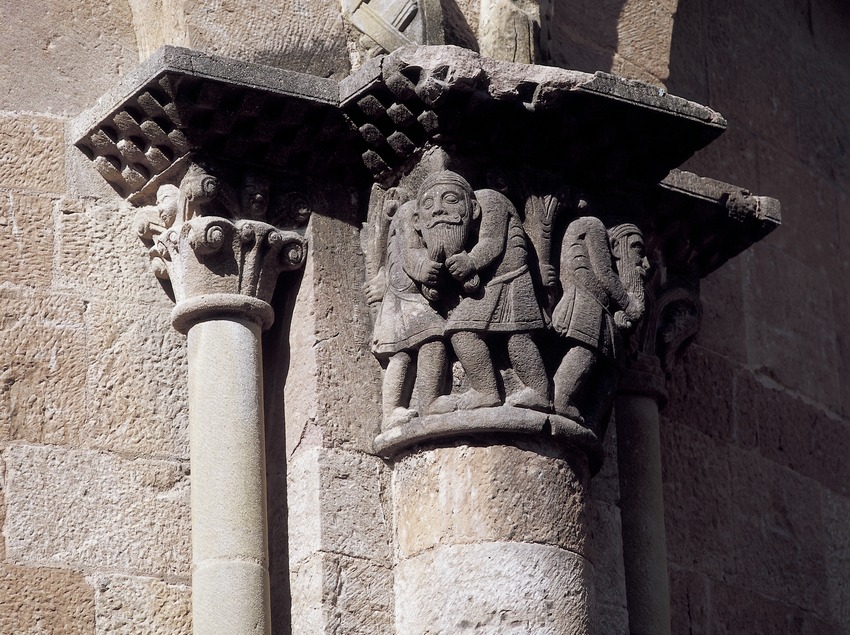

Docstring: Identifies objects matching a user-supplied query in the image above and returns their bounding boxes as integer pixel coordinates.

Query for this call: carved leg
[505,332,550,411]
[382,351,417,430]
[449,331,501,410]
[416,339,448,414]
[553,344,596,424]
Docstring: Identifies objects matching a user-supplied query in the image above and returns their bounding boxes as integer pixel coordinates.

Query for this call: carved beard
[422,221,468,262]
[616,242,646,312]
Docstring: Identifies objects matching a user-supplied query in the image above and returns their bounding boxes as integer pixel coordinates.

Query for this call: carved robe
[446,189,545,334]
[552,216,630,360]
[371,203,445,356]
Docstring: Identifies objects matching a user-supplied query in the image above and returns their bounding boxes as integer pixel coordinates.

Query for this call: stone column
[391,438,595,633]
[133,166,307,634]
[615,353,671,635]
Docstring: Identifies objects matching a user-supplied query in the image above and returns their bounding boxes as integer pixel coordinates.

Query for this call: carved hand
[614,310,633,331]
[540,262,557,289]
[364,269,387,305]
[446,251,475,281]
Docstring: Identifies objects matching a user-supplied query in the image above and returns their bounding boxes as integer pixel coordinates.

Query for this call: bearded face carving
[415,172,477,263]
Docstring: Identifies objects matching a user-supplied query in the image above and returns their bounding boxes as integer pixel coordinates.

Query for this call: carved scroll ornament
[133,163,308,332]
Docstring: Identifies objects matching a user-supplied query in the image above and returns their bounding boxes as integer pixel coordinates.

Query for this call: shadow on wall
[546,0,629,72]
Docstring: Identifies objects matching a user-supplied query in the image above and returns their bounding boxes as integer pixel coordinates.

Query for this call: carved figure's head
[609,224,649,312]
[415,171,479,261]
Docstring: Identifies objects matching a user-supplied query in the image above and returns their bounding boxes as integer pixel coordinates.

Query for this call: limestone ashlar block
[3,445,190,578]
[743,244,841,409]
[55,197,176,305]
[290,552,394,635]
[394,542,593,635]
[84,300,188,460]
[94,574,190,635]
[0,193,54,288]
[393,443,590,559]
[0,563,94,635]
[287,447,392,567]
[0,114,65,194]
[0,289,87,446]
[0,2,137,115]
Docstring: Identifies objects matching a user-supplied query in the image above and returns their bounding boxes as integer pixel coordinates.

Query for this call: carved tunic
[371,205,445,356]
[552,216,630,360]
[446,189,545,334]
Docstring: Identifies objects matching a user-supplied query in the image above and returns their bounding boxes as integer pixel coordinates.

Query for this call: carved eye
[443,192,460,204]
[422,196,434,209]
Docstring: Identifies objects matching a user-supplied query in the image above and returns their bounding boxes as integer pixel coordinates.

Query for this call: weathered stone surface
[94,575,190,635]
[285,209,382,455]
[0,3,138,115]
[0,289,87,445]
[660,420,735,576]
[393,443,589,559]
[0,564,94,634]
[694,257,747,363]
[290,552,393,635]
[742,244,841,410]
[3,445,190,577]
[287,447,392,567]
[55,197,176,305]
[664,344,736,444]
[668,568,708,635]
[83,300,188,459]
[0,114,65,193]
[727,447,828,616]
[613,0,676,83]
[395,542,593,634]
[823,490,850,628]
[588,500,627,632]
[0,194,55,288]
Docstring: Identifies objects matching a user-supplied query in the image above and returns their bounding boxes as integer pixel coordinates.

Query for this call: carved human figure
[552,217,649,435]
[434,184,549,412]
[368,181,468,429]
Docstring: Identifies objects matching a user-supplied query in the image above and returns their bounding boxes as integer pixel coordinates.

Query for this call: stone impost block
[94,574,190,635]
[3,445,190,577]
[392,442,590,559]
[394,542,593,635]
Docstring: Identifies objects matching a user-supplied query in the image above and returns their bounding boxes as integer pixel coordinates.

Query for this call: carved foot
[506,386,550,412]
[383,407,419,431]
[456,389,501,411]
[427,394,459,415]
[555,402,585,426]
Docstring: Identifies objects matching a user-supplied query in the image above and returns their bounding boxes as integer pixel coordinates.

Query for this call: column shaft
[187,317,270,635]
[392,441,594,634]
[615,394,671,635]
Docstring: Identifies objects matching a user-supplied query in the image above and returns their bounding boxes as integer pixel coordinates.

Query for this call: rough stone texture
[395,542,593,634]
[0,289,88,445]
[0,115,66,194]
[588,500,628,633]
[0,194,55,289]
[287,447,392,568]
[0,2,139,115]
[393,443,589,558]
[94,575,190,635]
[290,552,394,635]
[3,445,190,577]
[285,208,383,456]
[0,564,94,634]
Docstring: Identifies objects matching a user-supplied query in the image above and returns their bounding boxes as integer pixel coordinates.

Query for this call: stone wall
[0,0,846,633]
